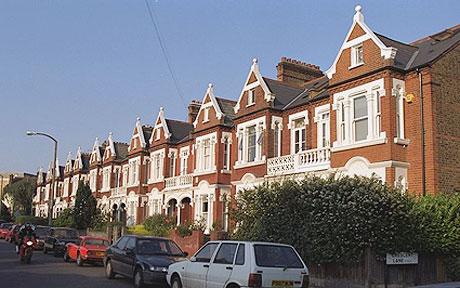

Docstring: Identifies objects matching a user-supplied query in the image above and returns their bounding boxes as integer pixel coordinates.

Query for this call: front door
[207,243,238,288]
[184,242,219,288]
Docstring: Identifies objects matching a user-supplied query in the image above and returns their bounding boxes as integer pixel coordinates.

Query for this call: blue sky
[1,0,458,173]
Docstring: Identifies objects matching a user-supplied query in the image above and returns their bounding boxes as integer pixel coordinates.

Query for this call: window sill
[246,103,256,108]
[234,158,266,169]
[394,138,410,146]
[193,169,217,176]
[332,137,387,152]
[348,62,364,70]
[220,169,232,174]
[148,179,164,184]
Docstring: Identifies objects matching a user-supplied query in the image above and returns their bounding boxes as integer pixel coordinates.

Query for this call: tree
[0,202,12,222]
[72,181,98,230]
[3,178,36,215]
[53,208,75,227]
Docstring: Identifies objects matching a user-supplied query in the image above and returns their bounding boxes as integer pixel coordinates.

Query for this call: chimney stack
[187,100,202,124]
[277,57,323,88]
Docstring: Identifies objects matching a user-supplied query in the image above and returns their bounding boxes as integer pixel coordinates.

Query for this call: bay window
[169,151,176,177]
[235,117,265,167]
[203,139,211,170]
[195,133,216,173]
[180,148,189,175]
[222,137,230,170]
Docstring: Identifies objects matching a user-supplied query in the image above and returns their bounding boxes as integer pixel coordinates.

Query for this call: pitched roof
[216,97,237,126]
[142,126,153,147]
[114,142,129,160]
[165,119,193,144]
[263,77,305,110]
[283,77,329,110]
[81,153,91,171]
[374,24,460,71]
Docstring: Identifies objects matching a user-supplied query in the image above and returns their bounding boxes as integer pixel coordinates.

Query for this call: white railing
[165,174,193,190]
[267,147,331,176]
[111,186,127,197]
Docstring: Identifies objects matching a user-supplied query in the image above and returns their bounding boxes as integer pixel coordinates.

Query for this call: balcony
[165,174,193,190]
[111,186,127,197]
[267,147,331,176]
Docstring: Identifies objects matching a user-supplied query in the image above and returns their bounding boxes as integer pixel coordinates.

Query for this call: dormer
[89,137,104,166]
[73,146,83,171]
[325,5,397,83]
[150,107,172,144]
[128,117,149,153]
[234,58,275,115]
[103,132,117,161]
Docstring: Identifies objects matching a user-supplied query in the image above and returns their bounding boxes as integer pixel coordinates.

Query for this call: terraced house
[33,7,460,234]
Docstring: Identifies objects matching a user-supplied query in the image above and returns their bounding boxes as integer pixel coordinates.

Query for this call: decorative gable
[234,58,274,114]
[325,5,397,79]
[150,107,171,143]
[128,117,147,151]
[103,132,116,160]
[193,83,224,128]
[65,152,73,173]
[73,146,83,170]
[90,137,102,165]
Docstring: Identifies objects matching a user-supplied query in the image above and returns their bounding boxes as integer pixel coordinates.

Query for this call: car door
[120,236,136,277]
[184,242,219,288]
[207,243,239,288]
[110,236,129,274]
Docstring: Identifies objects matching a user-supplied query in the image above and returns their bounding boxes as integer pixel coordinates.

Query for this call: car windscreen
[35,228,49,237]
[0,223,12,229]
[136,238,184,256]
[54,229,78,238]
[253,245,304,269]
[85,239,109,246]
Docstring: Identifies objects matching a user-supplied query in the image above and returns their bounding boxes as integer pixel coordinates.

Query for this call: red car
[0,223,13,239]
[64,236,109,266]
[5,224,20,243]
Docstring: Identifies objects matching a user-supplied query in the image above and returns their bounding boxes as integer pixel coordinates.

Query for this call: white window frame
[332,78,387,152]
[168,149,177,177]
[128,157,140,186]
[221,132,232,172]
[247,88,255,106]
[314,104,331,148]
[203,107,210,123]
[150,149,165,183]
[271,116,283,158]
[235,116,266,168]
[179,147,189,175]
[392,79,409,145]
[288,110,308,154]
[350,43,364,68]
[195,132,217,174]
[352,94,369,142]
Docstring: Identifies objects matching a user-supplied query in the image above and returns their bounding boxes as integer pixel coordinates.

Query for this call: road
[0,239,132,288]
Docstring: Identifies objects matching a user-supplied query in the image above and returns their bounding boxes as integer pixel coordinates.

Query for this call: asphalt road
[0,239,133,288]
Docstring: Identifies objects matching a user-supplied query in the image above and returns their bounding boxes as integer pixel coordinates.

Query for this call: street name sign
[386,252,418,265]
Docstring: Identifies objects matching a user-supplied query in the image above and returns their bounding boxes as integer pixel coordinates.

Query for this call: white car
[166,240,309,288]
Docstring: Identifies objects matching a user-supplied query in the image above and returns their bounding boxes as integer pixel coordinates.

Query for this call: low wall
[169,230,205,256]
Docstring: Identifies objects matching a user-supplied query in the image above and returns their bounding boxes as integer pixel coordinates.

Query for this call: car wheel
[63,250,70,262]
[43,247,48,254]
[134,269,145,288]
[105,260,115,279]
[171,275,183,288]
[77,253,84,266]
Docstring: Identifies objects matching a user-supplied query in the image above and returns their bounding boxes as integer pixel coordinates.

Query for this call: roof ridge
[262,77,304,91]
[410,23,460,45]
[215,97,237,104]
[374,32,417,48]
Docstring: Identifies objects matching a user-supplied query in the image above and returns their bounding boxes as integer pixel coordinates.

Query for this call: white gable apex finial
[66,151,72,161]
[354,5,363,22]
[193,83,224,128]
[108,132,116,156]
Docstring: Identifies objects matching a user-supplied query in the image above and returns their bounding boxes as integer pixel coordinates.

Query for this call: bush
[15,215,48,226]
[232,175,418,263]
[91,211,110,232]
[127,225,151,236]
[177,223,192,237]
[143,214,175,237]
[52,208,75,227]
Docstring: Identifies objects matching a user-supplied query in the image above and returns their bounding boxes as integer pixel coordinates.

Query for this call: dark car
[43,227,79,256]
[104,235,187,288]
[34,225,50,250]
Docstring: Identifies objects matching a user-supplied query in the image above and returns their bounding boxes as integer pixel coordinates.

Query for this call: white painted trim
[193,84,223,128]
[331,136,386,152]
[234,58,274,114]
[150,107,171,144]
[233,158,266,170]
[325,6,397,79]
[288,110,309,129]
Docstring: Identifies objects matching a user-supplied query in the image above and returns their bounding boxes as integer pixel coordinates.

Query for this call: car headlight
[26,241,34,246]
[149,266,168,272]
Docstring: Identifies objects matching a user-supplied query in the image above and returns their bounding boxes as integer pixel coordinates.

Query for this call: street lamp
[26,131,58,226]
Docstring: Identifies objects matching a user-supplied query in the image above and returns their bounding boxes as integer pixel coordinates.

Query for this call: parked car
[167,241,310,288]
[34,225,50,250]
[43,227,79,256]
[5,224,20,243]
[0,223,13,239]
[64,236,109,266]
[104,235,187,288]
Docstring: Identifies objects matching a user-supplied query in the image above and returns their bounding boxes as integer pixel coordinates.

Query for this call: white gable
[90,137,102,163]
[234,58,274,113]
[150,107,171,143]
[325,5,397,79]
[193,83,224,128]
[128,117,147,151]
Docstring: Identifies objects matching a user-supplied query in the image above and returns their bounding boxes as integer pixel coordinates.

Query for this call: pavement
[411,283,460,288]
[0,239,132,288]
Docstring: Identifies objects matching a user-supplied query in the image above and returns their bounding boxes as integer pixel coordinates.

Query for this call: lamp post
[26,131,58,226]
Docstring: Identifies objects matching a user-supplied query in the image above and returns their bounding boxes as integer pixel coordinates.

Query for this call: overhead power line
[144,0,187,108]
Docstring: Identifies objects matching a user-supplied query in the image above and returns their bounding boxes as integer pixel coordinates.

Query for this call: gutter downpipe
[417,68,426,197]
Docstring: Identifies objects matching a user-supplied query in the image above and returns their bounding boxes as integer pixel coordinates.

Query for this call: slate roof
[165,119,193,144]
[114,142,129,161]
[142,126,153,147]
[263,77,305,110]
[216,97,237,126]
[283,77,329,110]
[81,153,91,171]
[375,24,460,71]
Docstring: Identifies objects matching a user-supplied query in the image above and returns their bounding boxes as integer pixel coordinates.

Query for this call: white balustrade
[267,147,331,176]
[165,174,193,189]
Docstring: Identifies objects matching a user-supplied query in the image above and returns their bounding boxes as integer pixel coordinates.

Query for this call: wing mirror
[190,256,196,262]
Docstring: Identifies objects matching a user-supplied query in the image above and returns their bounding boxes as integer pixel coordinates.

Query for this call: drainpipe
[417,68,426,197]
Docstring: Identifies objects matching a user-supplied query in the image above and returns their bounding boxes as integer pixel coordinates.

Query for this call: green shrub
[52,208,75,227]
[15,215,48,226]
[177,223,192,237]
[143,214,175,237]
[127,225,151,236]
[232,175,417,263]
